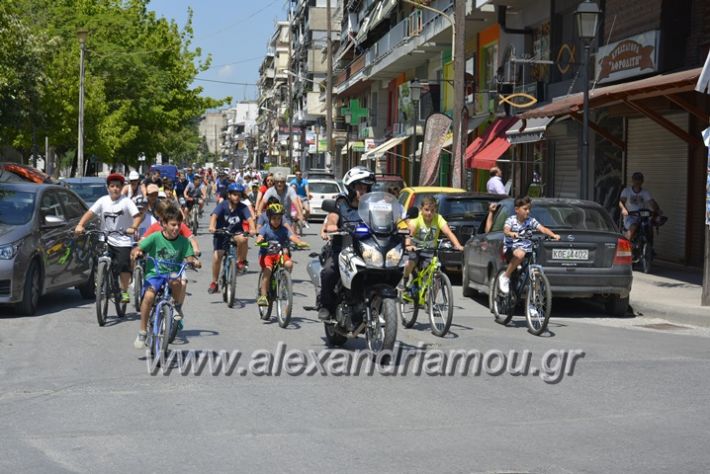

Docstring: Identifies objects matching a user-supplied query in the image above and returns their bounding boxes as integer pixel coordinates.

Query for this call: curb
[630,300,710,328]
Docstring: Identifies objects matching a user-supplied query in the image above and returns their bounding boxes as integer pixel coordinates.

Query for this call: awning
[521,67,702,119]
[465,116,518,169]
[361,136,408,161]
[341,141,366,155]
[441,114,490,149]
[505,116,555,145]
[368,0,397,32]
[355,15,371,44]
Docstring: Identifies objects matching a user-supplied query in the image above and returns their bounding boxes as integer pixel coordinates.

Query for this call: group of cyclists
[73,162,663,350]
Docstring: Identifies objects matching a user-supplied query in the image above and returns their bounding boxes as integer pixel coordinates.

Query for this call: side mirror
[406,206,419,220]
[321,199,338,214]
[43,215,66,227]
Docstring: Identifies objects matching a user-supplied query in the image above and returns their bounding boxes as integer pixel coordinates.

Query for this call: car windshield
[0,190,35,225]
[310,182,340,194]
[492,202,616,232]
[440,199,490,218]
[371,180,404,193]
[66,183,106,205]
[358,192,404,234]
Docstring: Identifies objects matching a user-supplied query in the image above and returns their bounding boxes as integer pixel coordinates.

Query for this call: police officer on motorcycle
[318,166,376,321]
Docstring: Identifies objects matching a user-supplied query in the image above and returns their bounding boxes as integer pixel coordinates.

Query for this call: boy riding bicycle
[402,196,464,285]
[498,196,560,294]
[255,203,308,307]
[130,204,201,349]
[75,173,142,304]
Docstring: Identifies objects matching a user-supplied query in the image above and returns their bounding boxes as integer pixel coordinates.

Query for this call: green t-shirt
[139,230,194,278]
[412,213,447,247]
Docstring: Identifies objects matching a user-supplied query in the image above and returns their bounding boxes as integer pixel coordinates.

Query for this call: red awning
[465,117,518,169]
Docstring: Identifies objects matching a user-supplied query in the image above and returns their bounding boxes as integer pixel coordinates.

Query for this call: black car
[0,183,96,315]
[61,176,107,207]
[434,193,503,272]
[462,198,633,316]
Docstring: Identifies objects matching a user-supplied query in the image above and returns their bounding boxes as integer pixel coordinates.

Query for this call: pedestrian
[486,166,507,195]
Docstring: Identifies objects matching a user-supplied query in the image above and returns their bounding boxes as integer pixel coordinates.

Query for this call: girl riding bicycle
[255,203,308,307]
[402,196,464,284]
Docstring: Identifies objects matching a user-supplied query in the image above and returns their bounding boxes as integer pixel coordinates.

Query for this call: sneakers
[303,221,310,229]
[208,282,218,294]
[176,320,184,332]
[121,291,130,304]
[318,308,331,321]
[237,261,248,273]
[397,281,406,292]
[133,331,147,349]
[174,304,184,321]
[528,307,540,319]
[257,295,269,306]
[498,273,510,294]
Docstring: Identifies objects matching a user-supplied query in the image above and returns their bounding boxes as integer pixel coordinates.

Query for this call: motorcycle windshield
[358,192,404,234]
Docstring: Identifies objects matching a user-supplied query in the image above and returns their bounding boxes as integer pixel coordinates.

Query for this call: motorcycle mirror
[321,199,338,214]
[406,207,419,219]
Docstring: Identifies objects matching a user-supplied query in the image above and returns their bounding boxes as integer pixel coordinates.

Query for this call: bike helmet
[227,182,245,194]
[342,166,375,197]
[267,202,285,217]
[106,173,125,186]
[134,196,147,210]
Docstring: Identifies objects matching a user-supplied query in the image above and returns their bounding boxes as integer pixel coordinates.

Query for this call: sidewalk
[630,264,710,327]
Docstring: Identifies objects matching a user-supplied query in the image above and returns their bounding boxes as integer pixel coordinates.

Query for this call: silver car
[307,179,345,221]
[0,183,96,315]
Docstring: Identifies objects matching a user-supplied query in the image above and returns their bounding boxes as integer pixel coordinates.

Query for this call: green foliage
[0,0,228,168]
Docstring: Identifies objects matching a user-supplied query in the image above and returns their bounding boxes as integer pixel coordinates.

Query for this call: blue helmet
[227,183,245,194]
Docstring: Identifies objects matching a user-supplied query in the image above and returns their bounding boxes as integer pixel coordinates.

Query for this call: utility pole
[452,0,466,188]
[76,29,88,177]
[325,0,334,173]
[287,5,293,168]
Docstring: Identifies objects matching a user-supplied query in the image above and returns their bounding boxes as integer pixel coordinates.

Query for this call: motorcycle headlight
[385,245,403,268]
[0,240,22,260]
[359,242,384,267]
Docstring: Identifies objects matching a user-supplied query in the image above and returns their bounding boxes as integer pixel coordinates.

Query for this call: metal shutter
[627,113,688,263]
[548,121,579,198]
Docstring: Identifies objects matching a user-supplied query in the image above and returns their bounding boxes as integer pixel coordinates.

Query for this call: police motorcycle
[307,192,417,353]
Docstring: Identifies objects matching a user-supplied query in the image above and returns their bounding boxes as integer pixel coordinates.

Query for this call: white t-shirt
[620,187,653,212]
[90,195,140,247]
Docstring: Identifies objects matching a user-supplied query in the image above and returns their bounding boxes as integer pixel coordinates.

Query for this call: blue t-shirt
[258,224,291,255]
[503,216,540,252]
[290,178,309,197]
[212,201,251,233]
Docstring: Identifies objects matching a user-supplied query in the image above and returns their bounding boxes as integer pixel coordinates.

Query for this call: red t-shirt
[144,222,193,238]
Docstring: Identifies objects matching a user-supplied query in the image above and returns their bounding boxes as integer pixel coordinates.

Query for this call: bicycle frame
[408,251,441,306]
[146,257,189,340]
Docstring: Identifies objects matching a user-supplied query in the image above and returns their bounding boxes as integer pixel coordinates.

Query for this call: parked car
[60,176,107,207]
[305,169,335,179]
[308,179,345,220]
[371,174,406,195]
[397,186,466,211]
[461,197,633,316]
[0,183,96,315]
[431,192,504,272]
[0,162,56,184]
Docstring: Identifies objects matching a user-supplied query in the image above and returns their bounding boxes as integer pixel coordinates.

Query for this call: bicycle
[214,229,247,308]
[143,256,192,361]
[626,208,667,274]
[188,199,200,234]
[86,230,129,326]
[398,239,455,337]
[490,236,552,336]
[256,240,304,328]
[132,255,146,312]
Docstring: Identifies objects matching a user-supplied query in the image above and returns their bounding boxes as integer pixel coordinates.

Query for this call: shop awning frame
[520,67,707,148]
[505,116,555,145]
[361,136,409,161]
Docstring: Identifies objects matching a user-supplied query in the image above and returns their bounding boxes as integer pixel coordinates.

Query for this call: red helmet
[106,173,125,186]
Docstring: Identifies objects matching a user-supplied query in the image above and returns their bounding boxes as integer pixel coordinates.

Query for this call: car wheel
[605,295,629,317]
[462,261,475,298]
[16,260,41,315]
[77,265,95,299]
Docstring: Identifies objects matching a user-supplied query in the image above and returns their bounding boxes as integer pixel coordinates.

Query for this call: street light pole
[76,29,88,177]
[325,0,334,173]
[410,79,421,186]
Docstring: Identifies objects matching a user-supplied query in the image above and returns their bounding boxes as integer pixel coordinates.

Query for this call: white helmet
[342,166,375,193]
[128,170,140,181]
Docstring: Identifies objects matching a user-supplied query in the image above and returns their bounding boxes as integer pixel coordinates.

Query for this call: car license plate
[552,249,589,260]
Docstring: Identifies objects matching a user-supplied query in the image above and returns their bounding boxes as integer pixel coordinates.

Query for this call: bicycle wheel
[226,257,237,308]
[275,269,293,328]
[641,241,653,274]
[113,271,127,318]
[220,257,229,303]
[525,267,552,336]
[429,271,454,337]
[95,261,109,326]
[151,303,172,362]
[190,207,199,234]
[398,281,419,328]
[257,270,273,321]
[491,269,514,325]
[132,263,143,312]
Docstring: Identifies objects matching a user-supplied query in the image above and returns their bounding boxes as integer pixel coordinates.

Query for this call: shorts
[504,247,530,262]
[623,215,640,230]
[213,235,233,252]
[108,245,132,273]
[259,253,290,269]
[143,275,169,294]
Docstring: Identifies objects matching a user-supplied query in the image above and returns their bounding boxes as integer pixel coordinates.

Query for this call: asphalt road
[1,205,709,473]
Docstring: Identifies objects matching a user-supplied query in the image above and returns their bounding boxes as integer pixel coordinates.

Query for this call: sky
[147,0,290,105]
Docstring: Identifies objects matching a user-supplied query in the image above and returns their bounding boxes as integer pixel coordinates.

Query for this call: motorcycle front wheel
[366,295,397,355]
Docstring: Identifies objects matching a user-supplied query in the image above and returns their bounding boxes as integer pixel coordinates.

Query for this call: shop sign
[596,30,659,84]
